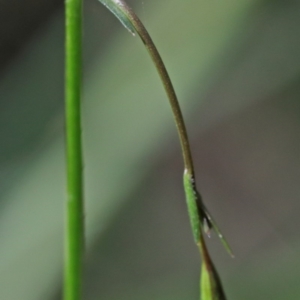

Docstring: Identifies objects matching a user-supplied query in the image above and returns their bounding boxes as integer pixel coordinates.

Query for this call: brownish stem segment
[109,2,229,298]
[119,1,195,177]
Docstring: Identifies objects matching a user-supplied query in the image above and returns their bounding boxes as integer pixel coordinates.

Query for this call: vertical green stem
[64,0,84,299]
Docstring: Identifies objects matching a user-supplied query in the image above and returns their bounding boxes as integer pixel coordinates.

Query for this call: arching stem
[98,1,233,299]
[110,0,195,177]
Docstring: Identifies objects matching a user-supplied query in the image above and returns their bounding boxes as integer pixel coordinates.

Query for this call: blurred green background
[1,0,300,299]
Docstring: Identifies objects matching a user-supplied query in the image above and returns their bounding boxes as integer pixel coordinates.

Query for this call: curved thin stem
[98,2,232,298]
[117,1,195,177]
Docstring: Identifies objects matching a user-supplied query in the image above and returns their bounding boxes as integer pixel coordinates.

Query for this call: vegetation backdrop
[0,0,299,299]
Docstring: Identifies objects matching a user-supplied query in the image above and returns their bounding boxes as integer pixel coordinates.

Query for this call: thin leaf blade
[98,0,136,35]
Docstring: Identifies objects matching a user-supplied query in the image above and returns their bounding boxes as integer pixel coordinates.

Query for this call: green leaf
[98,0,136,35]
[201,262,227,300]
[200,201,234,257]
[183,171,233,257]
[201,263,214,300]
[183,170,201,243]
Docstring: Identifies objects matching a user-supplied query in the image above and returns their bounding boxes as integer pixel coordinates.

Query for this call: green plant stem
[64,0,84,299]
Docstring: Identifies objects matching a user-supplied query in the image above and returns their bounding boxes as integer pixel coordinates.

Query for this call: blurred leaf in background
[0,0,299,299]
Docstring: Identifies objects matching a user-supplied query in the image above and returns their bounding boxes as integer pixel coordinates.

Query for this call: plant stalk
[64,0,84,298]
[100,0,195,177]
[98,1,233,298]
[125,5,195,178]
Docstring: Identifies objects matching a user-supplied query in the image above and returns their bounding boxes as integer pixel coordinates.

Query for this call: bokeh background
[1,0,300,299]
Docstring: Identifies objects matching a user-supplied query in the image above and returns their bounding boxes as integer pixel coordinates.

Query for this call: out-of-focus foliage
[0,0,300,299]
